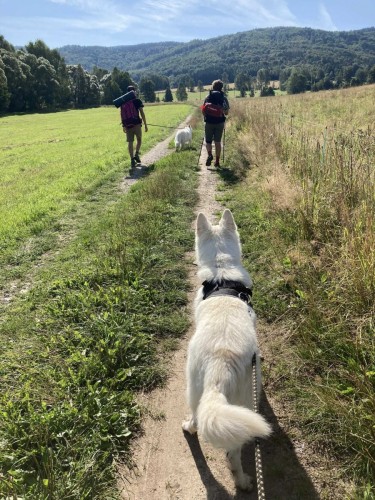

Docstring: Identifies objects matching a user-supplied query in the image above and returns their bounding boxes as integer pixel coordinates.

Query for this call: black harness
[202,279,253,306]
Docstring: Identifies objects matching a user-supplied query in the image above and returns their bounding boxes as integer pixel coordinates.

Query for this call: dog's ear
[220,209,237,231]
[196,213,211,235]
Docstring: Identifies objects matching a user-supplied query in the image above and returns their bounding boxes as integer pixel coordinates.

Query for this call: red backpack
[201,102,224,118]
[121,99,140,128]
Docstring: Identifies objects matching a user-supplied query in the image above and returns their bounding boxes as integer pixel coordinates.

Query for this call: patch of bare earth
[117,142,352,499]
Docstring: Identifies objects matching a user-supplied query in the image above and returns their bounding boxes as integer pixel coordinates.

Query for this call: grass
[221,84,375,498]
[0,108,201,498]
[0,103,192,286]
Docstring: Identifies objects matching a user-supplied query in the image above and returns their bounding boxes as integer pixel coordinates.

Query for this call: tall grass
[224,85,375,495]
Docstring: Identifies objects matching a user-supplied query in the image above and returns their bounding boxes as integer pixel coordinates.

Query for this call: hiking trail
[117,139,349,499]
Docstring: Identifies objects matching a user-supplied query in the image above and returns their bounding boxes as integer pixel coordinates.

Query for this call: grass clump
[223,85,375,497]
[0,136,199,498]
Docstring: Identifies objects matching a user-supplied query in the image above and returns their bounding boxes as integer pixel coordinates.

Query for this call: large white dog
[183,209,271,491]
[174,125,192,151]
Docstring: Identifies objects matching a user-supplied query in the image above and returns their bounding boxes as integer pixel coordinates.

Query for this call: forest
[59,26,375,87]
[1,26,375,114]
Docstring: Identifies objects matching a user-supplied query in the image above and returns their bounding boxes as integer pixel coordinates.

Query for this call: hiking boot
[133,152,141,163]
[130,158,137,169]
[205,154,213,166]
[214,160,221,168]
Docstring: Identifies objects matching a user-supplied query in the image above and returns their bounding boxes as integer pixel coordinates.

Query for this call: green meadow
[0,103,192,285]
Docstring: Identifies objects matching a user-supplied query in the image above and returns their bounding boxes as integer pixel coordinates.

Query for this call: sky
[1,0,374,49]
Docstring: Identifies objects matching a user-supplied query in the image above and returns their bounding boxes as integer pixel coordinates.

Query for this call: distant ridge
[58,26,375,84]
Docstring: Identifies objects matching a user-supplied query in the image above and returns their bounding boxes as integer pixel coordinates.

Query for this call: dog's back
[175,125,192,150]
[183,210,271,490]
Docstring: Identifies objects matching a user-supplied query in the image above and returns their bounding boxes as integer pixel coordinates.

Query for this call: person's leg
[126,128,137,168]
[128,140,134,160]
[214,141,221,166]
[213,123,225,167]
[205,123,214,166]
[134,125,142,162]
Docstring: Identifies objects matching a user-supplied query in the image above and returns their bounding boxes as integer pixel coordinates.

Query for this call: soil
[117,137,352,499]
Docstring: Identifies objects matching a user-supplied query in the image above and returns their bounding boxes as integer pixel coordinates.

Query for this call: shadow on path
[185,391,320,499]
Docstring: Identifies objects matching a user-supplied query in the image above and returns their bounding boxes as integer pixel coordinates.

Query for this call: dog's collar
[202,280,253,306]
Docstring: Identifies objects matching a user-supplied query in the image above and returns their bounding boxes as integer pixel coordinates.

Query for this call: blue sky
[1,0,374,48]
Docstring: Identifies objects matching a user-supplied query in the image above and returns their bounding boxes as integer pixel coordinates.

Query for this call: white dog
[182,209,271,491]
[174,125,192,151]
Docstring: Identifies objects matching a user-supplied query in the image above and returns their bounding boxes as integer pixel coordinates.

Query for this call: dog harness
[202,280,253,306]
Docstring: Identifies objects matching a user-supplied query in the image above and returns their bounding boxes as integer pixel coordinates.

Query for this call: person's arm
[139,108,148,132]
[223,96,229,115]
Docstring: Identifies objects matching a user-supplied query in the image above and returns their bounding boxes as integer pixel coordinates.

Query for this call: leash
[252,353,266,500]
[222,126,225,163]
[147,123,187,129]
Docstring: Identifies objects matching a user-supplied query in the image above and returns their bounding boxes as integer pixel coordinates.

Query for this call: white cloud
[48,0,136,32]
[319,3,338,31]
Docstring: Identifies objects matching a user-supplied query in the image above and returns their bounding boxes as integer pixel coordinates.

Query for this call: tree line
[0,35,192,113]
[58,26,375,89]
[1,27,375,114]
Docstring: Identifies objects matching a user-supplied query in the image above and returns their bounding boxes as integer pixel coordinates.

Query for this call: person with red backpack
[121,85,148,171]
[201,79,229,168]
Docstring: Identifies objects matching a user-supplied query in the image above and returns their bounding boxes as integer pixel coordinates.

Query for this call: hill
[58,26,375,84]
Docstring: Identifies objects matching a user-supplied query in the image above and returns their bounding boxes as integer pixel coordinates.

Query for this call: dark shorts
[205,122,225,144]
[125,123,142,142]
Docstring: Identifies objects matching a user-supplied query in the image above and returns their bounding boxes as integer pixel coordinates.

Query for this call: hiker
[121,85,148,170]
[202,79,229,168]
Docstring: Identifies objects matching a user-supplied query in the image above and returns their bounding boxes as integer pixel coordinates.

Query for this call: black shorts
[205,122,225,143]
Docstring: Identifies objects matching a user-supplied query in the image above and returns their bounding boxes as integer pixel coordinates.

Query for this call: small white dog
[174,125,192,151]
[183,209,271,491]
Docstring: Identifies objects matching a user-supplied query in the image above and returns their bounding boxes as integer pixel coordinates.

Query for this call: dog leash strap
[252,354,266,500]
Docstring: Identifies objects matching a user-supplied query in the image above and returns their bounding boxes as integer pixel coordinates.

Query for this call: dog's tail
[197,388,271,450]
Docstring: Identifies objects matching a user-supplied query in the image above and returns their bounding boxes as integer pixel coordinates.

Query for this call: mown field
[222,84,375,498]
[0,103,193,289]
[0,102,198,498]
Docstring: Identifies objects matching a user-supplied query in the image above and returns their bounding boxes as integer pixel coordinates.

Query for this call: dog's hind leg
[182,379,200,434]
[227,448,253,491]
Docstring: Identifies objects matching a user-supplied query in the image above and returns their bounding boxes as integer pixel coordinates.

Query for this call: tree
[260,86,275,97]
[111,67,133,94]
[176,82,188,101]
[139,78,156,102]
[86,75,101,106]
[234,71,249,96]
[25,39,62,71]
[286,68,307,94]
[164,86,173,102]
[0,65,10,112]
[68,64,93,108]
[222,71,229,92]
[0,50,30,111]
[257,68,270,90]
[101,75,122,105]
[20,52,60,110]
[368,65,375,83]
[92,65,109,81]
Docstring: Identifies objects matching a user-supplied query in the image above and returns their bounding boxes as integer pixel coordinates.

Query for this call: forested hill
[58,26,375,84]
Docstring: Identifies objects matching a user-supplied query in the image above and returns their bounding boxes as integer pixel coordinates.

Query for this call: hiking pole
[196,135,205,169]
[222,126,226,164]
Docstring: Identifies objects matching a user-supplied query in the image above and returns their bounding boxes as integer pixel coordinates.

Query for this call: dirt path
[117,141,350,499]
